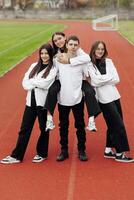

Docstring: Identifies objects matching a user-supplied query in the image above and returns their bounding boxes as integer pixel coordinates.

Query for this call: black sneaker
[56,151,69,162]
[115,153,134,163]
[104,151,116,159]
[78,151,88,161]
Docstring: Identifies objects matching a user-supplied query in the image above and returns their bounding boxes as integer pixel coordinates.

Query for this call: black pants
[58,99,86,152]
[44,80,61,115]
[82,80,101,117]
[99,99,130,153]
[44,79,101,117]
[11,93,49,161]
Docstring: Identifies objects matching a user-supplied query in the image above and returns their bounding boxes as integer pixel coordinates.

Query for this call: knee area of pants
[75,123,85,129]
[50,83,60,93]
[60,125,69,130]
[84,88,95,96]
[49,87,59,95]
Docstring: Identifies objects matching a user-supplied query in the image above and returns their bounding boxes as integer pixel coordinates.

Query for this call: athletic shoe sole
[32,158,47,163]
[115,158,134,163]
[104,155,115,159]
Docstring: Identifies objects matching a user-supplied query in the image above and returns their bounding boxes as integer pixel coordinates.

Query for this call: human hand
[85,76,91,83]
[57,53,69,64]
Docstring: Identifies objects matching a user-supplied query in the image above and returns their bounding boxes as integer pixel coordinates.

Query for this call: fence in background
[0,7,134,20]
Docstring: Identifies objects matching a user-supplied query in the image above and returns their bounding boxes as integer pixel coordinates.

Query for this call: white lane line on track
[66,139,77,200]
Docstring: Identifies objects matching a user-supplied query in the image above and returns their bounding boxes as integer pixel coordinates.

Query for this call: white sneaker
[46,118,55,131]
[32,155,47,163]
[86,120,97,132]
[1,156,20,164]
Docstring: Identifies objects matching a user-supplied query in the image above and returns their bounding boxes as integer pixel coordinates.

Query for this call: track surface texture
[0,20,134,200]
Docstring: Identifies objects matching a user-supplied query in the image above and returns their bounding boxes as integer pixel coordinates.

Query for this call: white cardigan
[87,58,121,104]
[22,62,56,107]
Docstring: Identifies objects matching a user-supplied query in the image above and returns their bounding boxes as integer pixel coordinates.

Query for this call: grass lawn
[118,20,134,45]
[0,21,66,76]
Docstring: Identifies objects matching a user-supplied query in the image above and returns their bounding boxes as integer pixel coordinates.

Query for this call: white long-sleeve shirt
[87,58,121,104]
[55,59,87,106]
[70,48,91,66]
[22,62,57,106]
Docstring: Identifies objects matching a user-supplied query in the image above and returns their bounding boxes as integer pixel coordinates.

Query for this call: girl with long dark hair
[1,43,56,164]
[88,41,134,163]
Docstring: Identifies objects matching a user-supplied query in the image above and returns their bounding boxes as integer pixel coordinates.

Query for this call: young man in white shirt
[45,32,101,132]
[55,35,88,161]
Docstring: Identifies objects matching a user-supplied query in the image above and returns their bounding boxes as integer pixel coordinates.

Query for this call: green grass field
[118,20,134,45]
[0,21,66,76]
[0,20,133,76]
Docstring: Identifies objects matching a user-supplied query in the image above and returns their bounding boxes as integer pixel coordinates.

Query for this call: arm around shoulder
[70,48,91,66]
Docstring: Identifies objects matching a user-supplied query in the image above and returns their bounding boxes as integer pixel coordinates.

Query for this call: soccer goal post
[92,14,118,31]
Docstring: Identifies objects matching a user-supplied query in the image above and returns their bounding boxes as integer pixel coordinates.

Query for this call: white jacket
[87,58,121,104]
[22,62,57,107]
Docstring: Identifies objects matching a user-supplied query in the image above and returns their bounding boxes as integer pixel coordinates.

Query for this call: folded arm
[87,61,120,87]
[30,68,57,90]
[22,63,36,91]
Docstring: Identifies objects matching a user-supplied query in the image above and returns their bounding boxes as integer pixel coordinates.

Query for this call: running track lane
[0,20,134,200]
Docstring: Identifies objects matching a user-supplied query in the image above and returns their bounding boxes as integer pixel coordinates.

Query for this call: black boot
[56,150,69,162]
[78,150,88,161]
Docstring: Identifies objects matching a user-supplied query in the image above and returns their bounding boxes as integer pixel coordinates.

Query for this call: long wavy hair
[89,41,108,66]
[52,32,67,55]
[29,43,54,79]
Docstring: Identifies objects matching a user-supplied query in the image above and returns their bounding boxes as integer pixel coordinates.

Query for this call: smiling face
[95,42,105,59]
[40,48,50,64]
[53,34,66,48]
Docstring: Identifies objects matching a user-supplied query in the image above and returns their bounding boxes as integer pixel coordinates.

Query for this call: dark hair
[89,41,108,66]
[29,43,53,79]
[67,35,80,44]
[52,32,66,55]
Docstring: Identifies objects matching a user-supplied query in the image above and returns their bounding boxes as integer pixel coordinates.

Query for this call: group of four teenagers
[1,32,134,164]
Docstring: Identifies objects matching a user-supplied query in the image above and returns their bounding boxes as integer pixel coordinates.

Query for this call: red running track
[0,20,134,200]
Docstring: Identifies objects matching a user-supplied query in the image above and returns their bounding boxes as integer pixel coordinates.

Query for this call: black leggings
[44,80,101,117]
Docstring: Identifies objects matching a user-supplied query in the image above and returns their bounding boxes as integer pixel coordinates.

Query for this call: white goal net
[92,14,118,31]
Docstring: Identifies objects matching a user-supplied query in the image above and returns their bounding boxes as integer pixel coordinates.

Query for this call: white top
[70,48,91,66]
[55,59,87,106]
[54,48,90,80]
[22,62,56,107]
[87,58,121,104]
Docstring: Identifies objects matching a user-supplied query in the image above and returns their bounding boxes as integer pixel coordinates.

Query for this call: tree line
[1,0,134,10]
